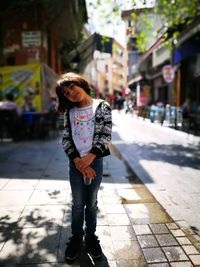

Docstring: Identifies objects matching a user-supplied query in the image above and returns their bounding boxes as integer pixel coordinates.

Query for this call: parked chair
[0,109,20,141]
[46,111,59,137]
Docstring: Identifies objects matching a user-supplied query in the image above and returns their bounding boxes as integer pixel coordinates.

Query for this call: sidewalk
[112,110,200,232]
[0,134,199,266]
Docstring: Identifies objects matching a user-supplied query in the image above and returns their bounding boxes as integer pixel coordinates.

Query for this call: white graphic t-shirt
[70,105,95,157]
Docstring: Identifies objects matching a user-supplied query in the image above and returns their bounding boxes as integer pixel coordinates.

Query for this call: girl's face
[63,84,88,103]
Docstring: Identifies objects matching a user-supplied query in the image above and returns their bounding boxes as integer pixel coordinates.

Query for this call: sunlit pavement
[0,124,199,266]
[112,110,200,232]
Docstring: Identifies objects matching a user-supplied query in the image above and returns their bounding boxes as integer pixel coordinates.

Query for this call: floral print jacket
[62,99,112,160]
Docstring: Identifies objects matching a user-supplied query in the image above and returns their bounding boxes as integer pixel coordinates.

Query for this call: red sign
[162,65,175,83]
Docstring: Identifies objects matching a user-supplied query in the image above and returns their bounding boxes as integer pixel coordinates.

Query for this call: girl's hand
[82,166,96,179]
[75,153,96,172]
[73,157,81,172]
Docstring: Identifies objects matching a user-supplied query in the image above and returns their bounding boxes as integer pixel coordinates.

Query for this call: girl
[56,72,112,262]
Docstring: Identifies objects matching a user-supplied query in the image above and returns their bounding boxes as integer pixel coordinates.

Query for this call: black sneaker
[85,234,102,258]
[65,235,83,262]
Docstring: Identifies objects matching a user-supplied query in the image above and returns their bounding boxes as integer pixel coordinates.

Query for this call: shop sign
[22,31,41,47]
[162,65,175,83]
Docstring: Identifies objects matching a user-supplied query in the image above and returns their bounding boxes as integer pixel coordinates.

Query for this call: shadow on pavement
[0,206,110,266]
[112,128,200,172]
[0,208,67,264]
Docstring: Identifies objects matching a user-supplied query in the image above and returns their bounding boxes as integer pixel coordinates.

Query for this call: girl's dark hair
[56,72,91,112]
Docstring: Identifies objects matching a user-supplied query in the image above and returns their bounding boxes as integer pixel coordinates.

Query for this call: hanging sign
[162,65,175,83]
[22,31,41,47]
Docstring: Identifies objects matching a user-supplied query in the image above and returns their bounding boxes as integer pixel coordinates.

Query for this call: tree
[154,0,200,45]
[86,0,200,52]
[124,0,200,51]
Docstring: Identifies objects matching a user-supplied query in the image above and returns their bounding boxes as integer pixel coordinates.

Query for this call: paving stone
[148,263,170,267]
[162,246,189,262]
[115,181,129,190]
[117,187,156,204]
[0,178,10,190]
[166,223,179,230]
[107,214,131,226]
[0,227,61,264]
[0,163,22,178]
[61,204,71,224]
[142,247,167,263]
[2,178,38,190]
[104,204,126,214]
[110,226,136,241]
[96,225,111,243]
[117,188,142,201]
[133,187,156,202]
[101,195,121,204]
[117,258,147,267]
[0,231,8,251]
[155,234,179,246]
[113,240,143,260]
[98,204,107,214]
[100,188,119,198]
[182,245,199,255]
[66,191,73,203]
[57,224,70,251]
[108,260,118,267]
[133,225,152,235]
[177,237,192,245]
[170,229,186,237]
[176,220,191,229]
[18,205,65,228]
[188,254,200,265]
[125,203,172,225]
[102,178,115,185]
[0,207,23,227]
[27,189,67,205]
[170,262,193,267]
[100,239,116,260]
[137,235,159,248]
[97,210,109,226]
[150,224,170,234]
[0,190,32,207]
[191,234,200,242]
[35,179,69,190]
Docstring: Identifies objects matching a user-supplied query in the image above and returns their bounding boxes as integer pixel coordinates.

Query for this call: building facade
[0,1,87,74]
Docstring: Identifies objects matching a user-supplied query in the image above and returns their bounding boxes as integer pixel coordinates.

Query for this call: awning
[68,33,113,73]
[173,32,200,64]
[68,33,96,73]
[138,36,164,65]
[128,74,142,85]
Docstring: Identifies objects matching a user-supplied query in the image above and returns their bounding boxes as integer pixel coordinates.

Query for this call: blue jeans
[69,157,103,236]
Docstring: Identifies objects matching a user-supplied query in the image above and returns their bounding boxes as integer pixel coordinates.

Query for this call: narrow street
[112,110,200,235]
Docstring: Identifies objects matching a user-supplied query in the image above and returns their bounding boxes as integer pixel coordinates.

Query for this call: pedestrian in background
[56,72,112,262]
[0,93,22,140]
[22,95,36,112]
[0,92,21,115]
[182,97,191,119]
